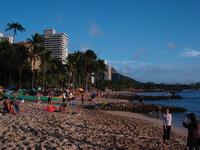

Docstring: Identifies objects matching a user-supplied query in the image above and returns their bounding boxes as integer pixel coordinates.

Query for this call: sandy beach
[0,101,187,150]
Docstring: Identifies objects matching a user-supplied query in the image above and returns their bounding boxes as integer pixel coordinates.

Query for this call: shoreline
[106,111,187,137]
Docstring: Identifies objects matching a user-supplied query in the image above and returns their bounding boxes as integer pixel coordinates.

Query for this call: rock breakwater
[103,93,183,100]
[85,102,187,113]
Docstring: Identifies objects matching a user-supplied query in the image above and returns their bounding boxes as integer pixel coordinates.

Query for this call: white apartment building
[43,29,68,63]
[0,33,13,44]
[104,61,112,80]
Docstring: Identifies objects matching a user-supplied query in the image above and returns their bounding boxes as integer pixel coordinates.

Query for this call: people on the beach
[90,92,96,101]
[62,92,66,103]
[68,90,74,100]
[36,92,41,103]
[47,92,52,104]
[139,96,144,104]
[163,108,172,144]
[183,113,200,150]
[2,98,22,114]
[2,99,10,114]
[81,93,84,104]
[58,103,67,112]
[44,103,67,112]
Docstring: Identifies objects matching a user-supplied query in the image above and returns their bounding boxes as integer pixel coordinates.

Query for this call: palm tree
[83,50,97,91]
[66,53,76,87]
[15,45,29,88]
[47,59,66,88]
[5,22,26,43]
[94,59,106,89]
[39,49,51,90]
[27,33,44,88]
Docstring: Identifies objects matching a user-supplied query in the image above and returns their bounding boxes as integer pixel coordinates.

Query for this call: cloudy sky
[1,0,200,84]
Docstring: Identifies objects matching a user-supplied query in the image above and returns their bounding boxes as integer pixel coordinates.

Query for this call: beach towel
[44,105,57,112]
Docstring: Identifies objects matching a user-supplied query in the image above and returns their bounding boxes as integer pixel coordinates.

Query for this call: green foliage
[66,50,106,90]
[0,41,30,87]
[5,22,25,43]
[1,22,199,91]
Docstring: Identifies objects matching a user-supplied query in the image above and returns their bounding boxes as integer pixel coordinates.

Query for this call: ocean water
[139,90,200,128]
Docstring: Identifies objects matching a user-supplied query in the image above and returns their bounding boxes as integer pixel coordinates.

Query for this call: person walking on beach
[62,92,66,103]
[81,93,84,105]
[183,113,200,150]
[163,108,172,144]
[48,92,52,105]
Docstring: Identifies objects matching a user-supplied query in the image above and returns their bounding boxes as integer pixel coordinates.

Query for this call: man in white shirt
[163,108,172,144]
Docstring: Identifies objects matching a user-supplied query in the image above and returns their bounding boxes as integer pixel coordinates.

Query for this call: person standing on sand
[183,113,200,150]
[62,92,66,103]
[163,108,172,144]
[81,93,84,104]
[48,92,52,105]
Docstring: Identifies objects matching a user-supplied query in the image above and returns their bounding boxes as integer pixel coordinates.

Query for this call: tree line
[1,22,199,91]
[0,22,107,91]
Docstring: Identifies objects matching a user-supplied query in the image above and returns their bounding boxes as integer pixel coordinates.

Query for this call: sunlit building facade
[43,29,68,64]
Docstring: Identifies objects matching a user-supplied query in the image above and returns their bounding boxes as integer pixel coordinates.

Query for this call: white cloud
[166,43,176,49]
[180,48,200,57]
[79,43,92,52]
[89,22,103,37]
[80,48,89,52]
[107,60,136,65]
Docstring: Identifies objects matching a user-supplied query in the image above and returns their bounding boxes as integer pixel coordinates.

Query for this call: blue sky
[1,0,200,84]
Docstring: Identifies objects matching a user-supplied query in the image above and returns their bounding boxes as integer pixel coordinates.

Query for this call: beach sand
[0,101,187,150]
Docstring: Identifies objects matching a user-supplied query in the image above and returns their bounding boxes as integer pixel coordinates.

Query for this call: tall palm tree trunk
[19,67,23,89]
[32,70,35,89]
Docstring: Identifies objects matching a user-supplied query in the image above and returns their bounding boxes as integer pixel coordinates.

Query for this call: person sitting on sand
[183,113,200,150]
[163,108,172,144]
[13,99,20,113]
[2,99,10,114]
[8,100,16,114]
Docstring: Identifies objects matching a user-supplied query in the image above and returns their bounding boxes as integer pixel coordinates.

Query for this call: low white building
[43,29,69,64]
[0,33,13,44]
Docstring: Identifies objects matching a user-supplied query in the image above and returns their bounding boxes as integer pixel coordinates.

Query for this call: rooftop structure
[0,33,13,44]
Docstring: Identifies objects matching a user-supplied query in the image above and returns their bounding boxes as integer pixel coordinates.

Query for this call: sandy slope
[0,102,187,150]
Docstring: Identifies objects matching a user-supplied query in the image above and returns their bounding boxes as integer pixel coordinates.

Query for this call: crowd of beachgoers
[0,87,200,149]
[0,101,187,150]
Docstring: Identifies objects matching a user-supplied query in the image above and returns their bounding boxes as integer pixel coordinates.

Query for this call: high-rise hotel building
[43,29,68,63]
